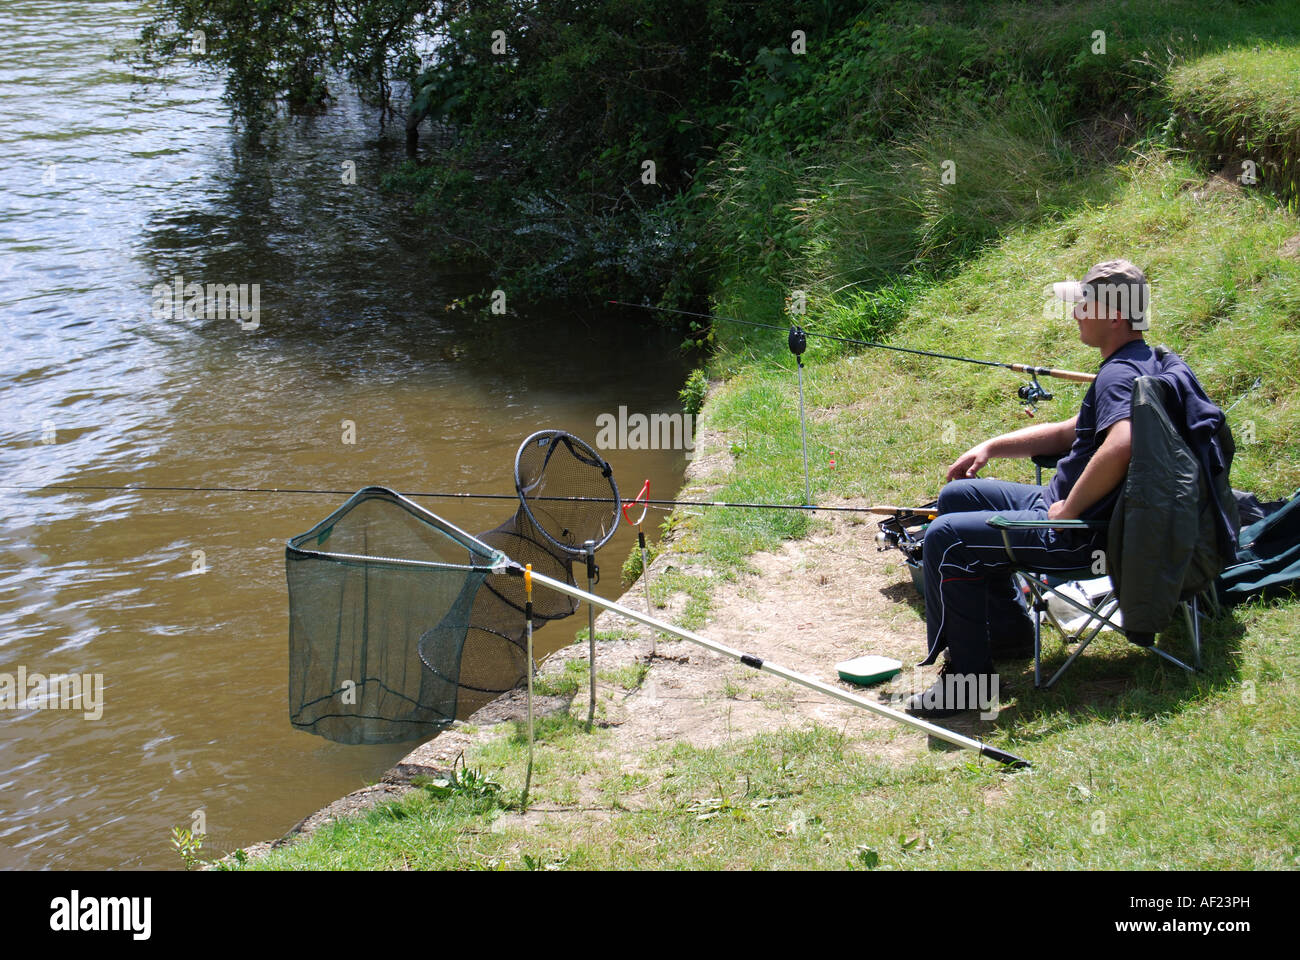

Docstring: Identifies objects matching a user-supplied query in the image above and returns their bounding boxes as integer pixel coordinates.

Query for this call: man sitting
[905,258,1183,717]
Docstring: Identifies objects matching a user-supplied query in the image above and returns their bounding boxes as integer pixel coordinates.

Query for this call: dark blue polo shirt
[1045,340,1163,519]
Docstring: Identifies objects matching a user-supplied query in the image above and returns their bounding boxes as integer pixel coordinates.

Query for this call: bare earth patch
[584,507,954,770]
[441,501,1022,838]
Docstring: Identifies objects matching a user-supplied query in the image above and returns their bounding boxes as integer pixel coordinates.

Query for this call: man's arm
[1047,418,1132,519]
[946,416,1077,481]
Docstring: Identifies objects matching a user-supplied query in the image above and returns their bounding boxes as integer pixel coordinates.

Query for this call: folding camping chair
[986,512,1204,688]
[986,423,1214,688]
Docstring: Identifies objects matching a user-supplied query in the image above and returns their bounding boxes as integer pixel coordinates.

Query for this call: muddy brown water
[0,1,691,868]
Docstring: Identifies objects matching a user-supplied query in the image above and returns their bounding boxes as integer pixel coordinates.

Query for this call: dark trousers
[921,478,1102,673]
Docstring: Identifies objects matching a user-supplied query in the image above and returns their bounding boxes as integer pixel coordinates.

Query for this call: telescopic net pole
[514,566,1030,769]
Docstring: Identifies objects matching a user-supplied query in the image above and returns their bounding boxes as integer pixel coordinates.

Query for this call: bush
[679,369,709,415]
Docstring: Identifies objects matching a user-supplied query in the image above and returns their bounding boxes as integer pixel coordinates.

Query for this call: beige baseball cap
[1054,258,1149,326]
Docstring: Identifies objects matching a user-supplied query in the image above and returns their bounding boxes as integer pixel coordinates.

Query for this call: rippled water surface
[0,1,689,869]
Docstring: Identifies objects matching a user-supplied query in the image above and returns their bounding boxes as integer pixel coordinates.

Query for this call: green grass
[647,564,719,628]
[531,658,589,699]
[240,599,1297,871]
[702,0,1300,290]
[1169,43,1300,207]
[600,662,650,692]
[1171,43,1300,126]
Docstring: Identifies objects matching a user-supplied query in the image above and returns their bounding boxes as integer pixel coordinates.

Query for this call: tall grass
[790,98,1108,298]
[701,0,1300,303]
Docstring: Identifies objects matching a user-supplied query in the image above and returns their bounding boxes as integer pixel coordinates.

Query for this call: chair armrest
[1031,453,1063,470]
[987,514,1109,531]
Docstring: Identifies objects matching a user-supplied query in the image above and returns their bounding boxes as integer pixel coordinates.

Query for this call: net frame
[514,429,620,556]
[285,486,510,743]
[287,486,509,572]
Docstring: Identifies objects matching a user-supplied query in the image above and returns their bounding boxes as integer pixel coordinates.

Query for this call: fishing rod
[0,483,934,517]
[1224,376,1263,414]
[608,299,1096,414]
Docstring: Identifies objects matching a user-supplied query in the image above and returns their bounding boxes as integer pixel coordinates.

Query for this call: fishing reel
[1017,377,1053,416]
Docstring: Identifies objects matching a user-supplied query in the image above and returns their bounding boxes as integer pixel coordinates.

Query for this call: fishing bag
[1216,489,1300,604]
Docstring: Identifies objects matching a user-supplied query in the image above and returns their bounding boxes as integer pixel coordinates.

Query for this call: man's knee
[923,513,958,548]
[937,478,991,514]
[923,515,978,567]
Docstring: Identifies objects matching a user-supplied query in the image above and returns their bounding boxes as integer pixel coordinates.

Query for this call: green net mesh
[286,486,507,745]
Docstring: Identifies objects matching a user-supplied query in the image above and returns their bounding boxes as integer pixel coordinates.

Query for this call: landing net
[286,430,619,745]
[286,486,508,744]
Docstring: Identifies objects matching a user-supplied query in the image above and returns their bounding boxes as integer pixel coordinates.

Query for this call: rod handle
[1008,363,1096,383]
[867,505,939,518]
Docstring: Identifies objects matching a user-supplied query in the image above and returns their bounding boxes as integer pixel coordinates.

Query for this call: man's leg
[935,477,1046,516]
[923,479,1048,668]
[912,480,1100,716]
[934,479,1045,643]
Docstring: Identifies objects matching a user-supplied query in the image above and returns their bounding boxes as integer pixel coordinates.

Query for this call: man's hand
[1047,498,1076,521]
[946,442,991,481]
[944,417,1076,483]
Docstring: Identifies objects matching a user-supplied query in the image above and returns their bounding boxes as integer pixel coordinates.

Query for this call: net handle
[622,479,650,528]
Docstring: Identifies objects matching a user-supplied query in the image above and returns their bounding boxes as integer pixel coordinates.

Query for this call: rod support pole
[639,528,653,656]
[789,325,812,507]
[585,540,597,729]
[523,564,534,808]
[796,358,811,506]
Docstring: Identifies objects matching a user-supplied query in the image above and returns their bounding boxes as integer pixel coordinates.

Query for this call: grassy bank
[242,593,1297,870]
[240,3,1300,870]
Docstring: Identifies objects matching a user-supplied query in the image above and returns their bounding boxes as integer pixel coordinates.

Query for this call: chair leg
[1026,580,1125,689]
[1044,630,1104,689]
[1203,588,1221,621]
[1187,595,1202,671]
[1016,572,1047,688]
[1017,574,1205,687]
[1148,644,1197,673]
[1033,583,1042,689]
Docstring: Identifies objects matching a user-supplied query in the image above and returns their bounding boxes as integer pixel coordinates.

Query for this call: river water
[0,1,690,869]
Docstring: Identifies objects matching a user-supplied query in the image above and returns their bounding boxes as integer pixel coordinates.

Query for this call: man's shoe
[904,661,996,718]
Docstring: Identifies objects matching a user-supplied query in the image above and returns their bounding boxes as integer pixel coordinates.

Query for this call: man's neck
[1100,334,1145,362]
